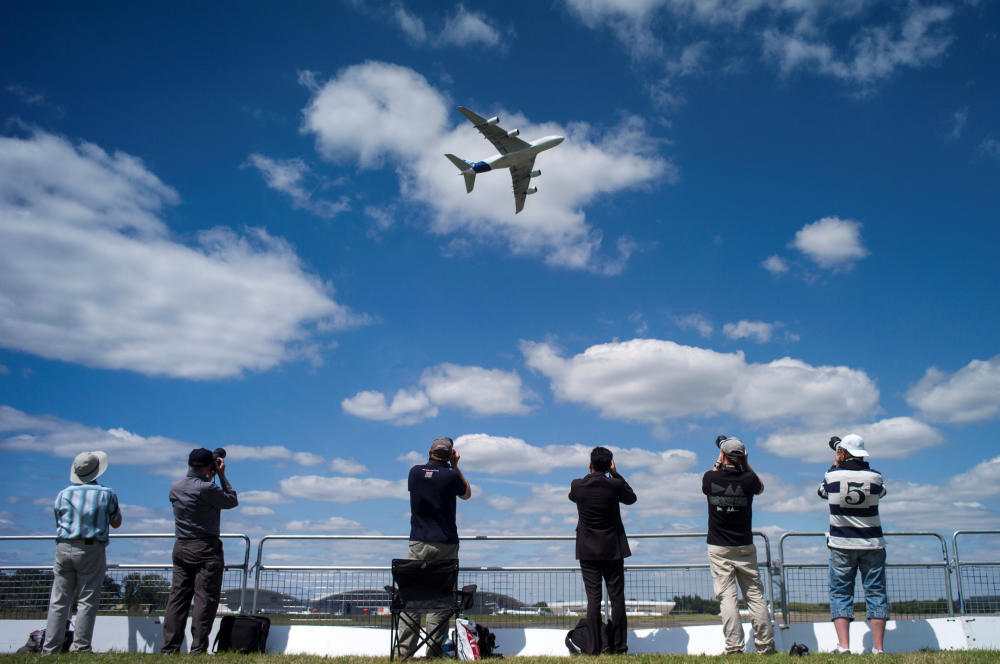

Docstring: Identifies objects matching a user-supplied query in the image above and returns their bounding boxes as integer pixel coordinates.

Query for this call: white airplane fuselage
[468,135,564,174]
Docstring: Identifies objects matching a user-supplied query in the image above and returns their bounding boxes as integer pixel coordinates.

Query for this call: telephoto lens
[828,436,841,451]
[715,435,728,448]
[213,447,227,460]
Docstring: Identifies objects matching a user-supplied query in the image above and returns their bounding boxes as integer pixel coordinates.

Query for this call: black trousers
[579,558,627,654]
[161,538,224,653]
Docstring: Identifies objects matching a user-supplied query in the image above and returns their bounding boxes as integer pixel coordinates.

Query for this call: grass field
[1,652,997,664]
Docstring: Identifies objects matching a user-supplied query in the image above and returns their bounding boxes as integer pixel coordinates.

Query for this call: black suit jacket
[569,472,637,560]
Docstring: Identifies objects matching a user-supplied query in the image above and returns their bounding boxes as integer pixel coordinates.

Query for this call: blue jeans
[829,547,888,621]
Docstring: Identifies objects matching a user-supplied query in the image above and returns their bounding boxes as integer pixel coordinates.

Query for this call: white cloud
[761,416,944,463]
[224,444,325,466]
[762,254,789,275]
[676,313,713,338]
[723,320,781,343]
[292,452,326,466]
[240,490,292,505]
[522,338,879,429]
[420,364,538,416]
[342,363,536,424]
[949,108,968,140]
[244,154,349,219]
[0,130,368,379]
[392,5,427,42]
[906,355,1000,424]
[330,457,368,475]
[341,388,438,425]
[440,5,502,47]
[280,475,408,502]
[979,138,1000,160]
[301,62,672,273]
[240,505,275,516]
[285,515,366,533]
[791,216,869,269]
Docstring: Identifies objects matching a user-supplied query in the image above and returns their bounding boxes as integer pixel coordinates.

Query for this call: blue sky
[1,0,999,567]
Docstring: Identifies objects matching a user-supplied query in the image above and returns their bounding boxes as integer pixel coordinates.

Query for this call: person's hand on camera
[450,450,460,468]
[609,459,617,475]
[215,457,226,477]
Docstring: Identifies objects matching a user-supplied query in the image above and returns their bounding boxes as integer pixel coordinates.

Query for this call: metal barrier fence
[778,532,954,627]
[2,530,997,627]
[252,533,774,629]
[0,534,251,619]
[953,530,1000,615]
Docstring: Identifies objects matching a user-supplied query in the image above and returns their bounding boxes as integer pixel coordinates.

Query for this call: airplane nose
[553,136,565,145]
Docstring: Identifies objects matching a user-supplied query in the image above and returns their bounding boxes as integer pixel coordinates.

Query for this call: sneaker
[871,648,884,655]
[832,646,852,654]
[756,644,777,655]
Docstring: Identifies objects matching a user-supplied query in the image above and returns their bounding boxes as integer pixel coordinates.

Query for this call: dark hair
[590,446,613,473]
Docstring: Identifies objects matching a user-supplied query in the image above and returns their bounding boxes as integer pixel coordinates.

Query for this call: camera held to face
[213,447,226,467]
[828,436,841,452]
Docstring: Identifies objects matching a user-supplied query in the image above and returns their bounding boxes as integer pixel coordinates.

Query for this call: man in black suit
[569,446,637,654]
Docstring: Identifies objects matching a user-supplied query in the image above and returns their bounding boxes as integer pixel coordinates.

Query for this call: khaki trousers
[395,540,459,658]
[707,543,774,654]
[44,540,107,653]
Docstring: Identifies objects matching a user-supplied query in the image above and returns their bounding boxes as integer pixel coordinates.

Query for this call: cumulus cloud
[300,61,672,272]
[0,130,368,379]
[762,254,789,275]
[225,444,326,466]
[440,5,502,47]
[723,320,783,343]
[280,475,408,502]
[761,417,944,463]
[240,490,293,505]
[676,313,713,338]
[906,355,1000,424]
[342,363,537,424]
[330,457,368,475]
[408,433,699,476]
[240,505,276,516]
[565,1,958,87]
[522,338,879,429]
[791,216,869,269]
[285,515,366,533]
[244,153,349,218]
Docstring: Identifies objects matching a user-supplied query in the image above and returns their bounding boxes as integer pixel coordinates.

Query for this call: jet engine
[485,116,500,125]
[529,169,541,178]
[525,187,537,195]
[507,129,519,138]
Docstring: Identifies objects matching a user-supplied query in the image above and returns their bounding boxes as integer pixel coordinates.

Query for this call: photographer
[396,437,471,658]
[702,436,774,655]
[161,448,238,654]
[569,446,636,654]
[818,434,888,655]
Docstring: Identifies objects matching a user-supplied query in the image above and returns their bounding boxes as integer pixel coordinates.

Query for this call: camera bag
[213,614,270,653]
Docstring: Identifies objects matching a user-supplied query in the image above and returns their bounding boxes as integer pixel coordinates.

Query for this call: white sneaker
[871,648,885,655]
[832,646,852,654]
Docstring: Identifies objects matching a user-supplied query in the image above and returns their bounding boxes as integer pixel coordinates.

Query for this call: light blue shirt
[54,483,121,542]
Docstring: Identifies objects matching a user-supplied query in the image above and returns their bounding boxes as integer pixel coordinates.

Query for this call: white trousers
[44,540,107,653]
[707,543,775,654]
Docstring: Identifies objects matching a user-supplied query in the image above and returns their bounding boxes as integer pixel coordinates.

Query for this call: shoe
[832,646,852,654]
[871,649,884,655]
[756,645,777,655]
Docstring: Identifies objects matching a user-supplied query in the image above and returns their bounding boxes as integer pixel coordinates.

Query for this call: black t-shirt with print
[702,467,762,546]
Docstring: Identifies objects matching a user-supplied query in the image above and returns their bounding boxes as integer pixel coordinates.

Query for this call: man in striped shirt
[817,434,887,654]
[44,450,123,654]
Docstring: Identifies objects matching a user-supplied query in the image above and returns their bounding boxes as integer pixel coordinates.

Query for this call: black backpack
[565,618,593,655]
[214,615,270,653]
[474,623,501,658]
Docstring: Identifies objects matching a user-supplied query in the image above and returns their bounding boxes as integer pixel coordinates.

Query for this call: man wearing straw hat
[43,451,123,654]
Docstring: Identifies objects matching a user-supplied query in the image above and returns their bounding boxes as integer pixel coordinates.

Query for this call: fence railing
[953,530,1000,616]
[0,534,251,618]
[251,533,774,628]
[2,530,997,628]
[777,532,954,628]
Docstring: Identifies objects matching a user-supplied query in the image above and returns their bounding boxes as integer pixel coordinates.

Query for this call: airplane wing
[510,157,535,214]
[458,106,530,155]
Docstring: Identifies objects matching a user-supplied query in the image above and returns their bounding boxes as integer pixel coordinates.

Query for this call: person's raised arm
[452,451,472,500]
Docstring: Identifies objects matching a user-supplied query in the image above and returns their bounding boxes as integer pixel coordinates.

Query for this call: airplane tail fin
[445,153,476,193]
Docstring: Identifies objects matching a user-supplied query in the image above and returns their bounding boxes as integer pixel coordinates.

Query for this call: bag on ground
[213,614,270,653]
[455,617,481,660]
[474,622,500,658]
[565,618,595,655]
[17,625,72,654]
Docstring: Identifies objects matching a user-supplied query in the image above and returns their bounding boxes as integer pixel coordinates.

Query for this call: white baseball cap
[837,434,870,458]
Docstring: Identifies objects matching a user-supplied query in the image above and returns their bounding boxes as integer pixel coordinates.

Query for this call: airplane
[445,106,564,213]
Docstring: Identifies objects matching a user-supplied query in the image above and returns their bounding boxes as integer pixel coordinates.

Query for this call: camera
[828,436,841,452]
[213,447,227,466]
[715,435,728,448]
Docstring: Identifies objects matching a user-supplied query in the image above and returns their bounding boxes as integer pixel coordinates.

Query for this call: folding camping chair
[385,558,476,661]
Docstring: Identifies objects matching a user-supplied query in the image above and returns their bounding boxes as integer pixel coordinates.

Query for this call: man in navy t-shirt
[396,437,471,658]
[702,436,774,655]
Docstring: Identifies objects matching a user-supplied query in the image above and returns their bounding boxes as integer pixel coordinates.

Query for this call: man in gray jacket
[161,448,238,654]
